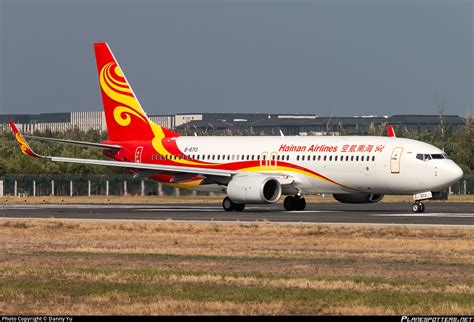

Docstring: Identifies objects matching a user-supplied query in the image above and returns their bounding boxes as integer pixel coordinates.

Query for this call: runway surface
[0,202,473,226]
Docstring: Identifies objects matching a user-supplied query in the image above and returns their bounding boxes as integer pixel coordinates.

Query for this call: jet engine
[227,175,282,204]
[332,194,384,204]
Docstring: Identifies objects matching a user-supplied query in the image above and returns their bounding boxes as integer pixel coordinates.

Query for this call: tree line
[0,117,472,176]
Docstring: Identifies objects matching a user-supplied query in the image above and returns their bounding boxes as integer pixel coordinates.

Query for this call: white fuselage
[172,135,463,195]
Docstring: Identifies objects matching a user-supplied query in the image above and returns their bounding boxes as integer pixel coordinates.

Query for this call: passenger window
[335,156,338,161]
[372,156,375,161]
[318,155,321,161]
[356,156,359,161]
[329,156,332,161]
[351,156,354,161]
[324,156,327,161]
[346,155,349,161]
[302,156,305,161]
[297,155,300,161]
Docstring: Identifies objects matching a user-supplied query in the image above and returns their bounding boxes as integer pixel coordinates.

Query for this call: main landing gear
[284,195,306,211]
[222,197,245,212]
[412,201,425,213]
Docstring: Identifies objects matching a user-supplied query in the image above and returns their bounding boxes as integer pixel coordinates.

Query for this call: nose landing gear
[412,201,425,213]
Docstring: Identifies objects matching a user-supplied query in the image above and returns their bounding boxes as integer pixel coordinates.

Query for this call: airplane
[9,42,464,213]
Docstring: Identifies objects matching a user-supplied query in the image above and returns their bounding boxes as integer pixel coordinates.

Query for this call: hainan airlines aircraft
[9,43,464,213]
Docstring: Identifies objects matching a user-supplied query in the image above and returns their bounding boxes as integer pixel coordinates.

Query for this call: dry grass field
[0,219,472,315]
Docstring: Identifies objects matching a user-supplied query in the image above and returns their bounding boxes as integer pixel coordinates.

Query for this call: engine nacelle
[227,175,282,204]
[333,193,384,204]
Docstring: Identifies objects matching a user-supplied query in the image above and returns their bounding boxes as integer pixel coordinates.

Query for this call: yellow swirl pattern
[100,62,147,126]
[15,132,29,155]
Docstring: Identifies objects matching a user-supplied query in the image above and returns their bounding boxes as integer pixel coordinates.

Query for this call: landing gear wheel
[223,197,234,212]
[222,197,245,212]
[419,202,425,213]
[284,196,296,211]
[412,202,425,213]
[234,203,245,212]
[295,197,306,211]
[284,196,306,211]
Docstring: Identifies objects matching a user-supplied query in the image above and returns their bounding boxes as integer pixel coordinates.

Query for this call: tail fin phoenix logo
[99,62,147,127]
[14,132,38,158]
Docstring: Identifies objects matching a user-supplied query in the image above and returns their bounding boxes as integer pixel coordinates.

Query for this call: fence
[0,174,472,198]
[0,175,212,197]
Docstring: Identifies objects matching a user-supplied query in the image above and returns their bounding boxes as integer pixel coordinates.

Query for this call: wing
[23,135,121,150]
[9,121,233,178]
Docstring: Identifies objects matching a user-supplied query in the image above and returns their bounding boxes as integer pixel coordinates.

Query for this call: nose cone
[445,162,464,186]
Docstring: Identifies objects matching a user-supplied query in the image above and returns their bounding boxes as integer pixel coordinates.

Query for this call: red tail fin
[387,125,396,138]
[94,42,179,142]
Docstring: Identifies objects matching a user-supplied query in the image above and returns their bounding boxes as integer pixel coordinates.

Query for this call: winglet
[9,121,42,158]
[387,125,396,138]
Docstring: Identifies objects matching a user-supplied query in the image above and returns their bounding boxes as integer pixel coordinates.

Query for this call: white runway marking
[134,208,338,213]
[370,213,474,218]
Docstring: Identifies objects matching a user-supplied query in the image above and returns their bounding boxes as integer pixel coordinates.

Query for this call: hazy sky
[0,0,472,116]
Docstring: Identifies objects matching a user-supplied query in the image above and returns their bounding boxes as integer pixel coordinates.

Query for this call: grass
[0,219,472,315]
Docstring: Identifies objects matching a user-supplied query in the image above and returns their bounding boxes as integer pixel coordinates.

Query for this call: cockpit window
[416,153,447,161]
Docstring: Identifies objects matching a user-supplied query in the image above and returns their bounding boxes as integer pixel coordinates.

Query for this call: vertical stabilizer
[94,42,179,142]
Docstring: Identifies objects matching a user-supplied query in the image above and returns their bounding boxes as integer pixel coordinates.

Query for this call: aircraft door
[135,146,143,163]
[390,147,403,174]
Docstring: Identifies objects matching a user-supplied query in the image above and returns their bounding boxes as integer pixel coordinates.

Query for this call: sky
[0,0,472,117]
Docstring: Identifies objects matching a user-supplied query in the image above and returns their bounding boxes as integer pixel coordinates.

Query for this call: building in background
[0,111,467,136]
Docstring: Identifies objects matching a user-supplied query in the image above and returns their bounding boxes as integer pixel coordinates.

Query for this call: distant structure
[0,111,466,136]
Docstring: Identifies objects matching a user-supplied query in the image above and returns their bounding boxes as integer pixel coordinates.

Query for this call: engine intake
[227,175,282,204]
[333,193,384,204]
